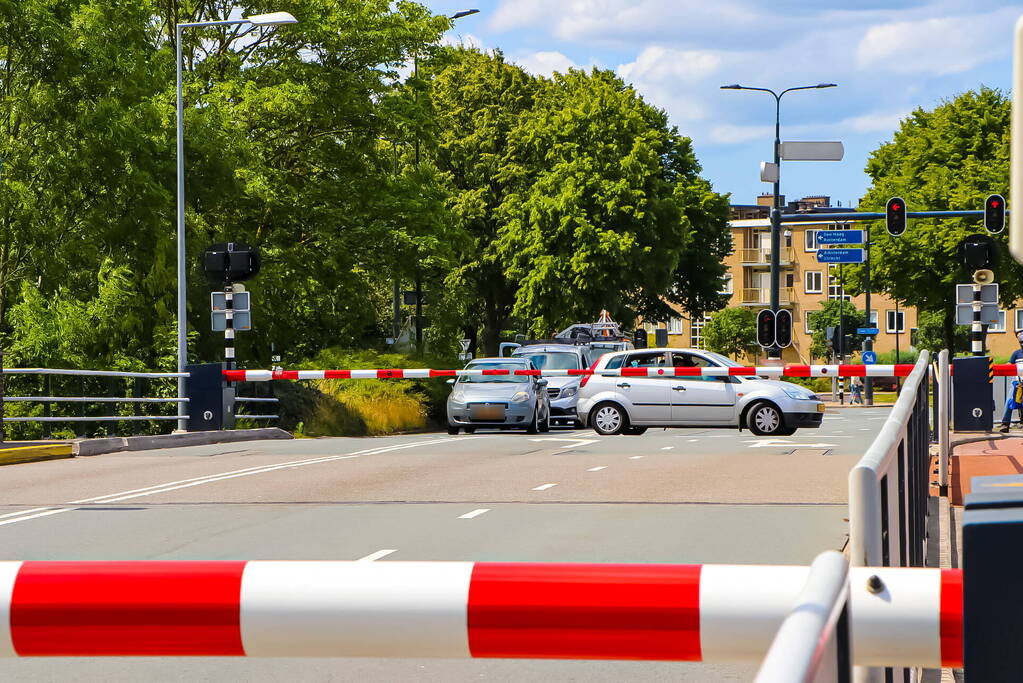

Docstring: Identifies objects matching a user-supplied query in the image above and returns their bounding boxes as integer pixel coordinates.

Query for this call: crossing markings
[532,483,558,491]
[458,509,491,519]
[356,549,398,562]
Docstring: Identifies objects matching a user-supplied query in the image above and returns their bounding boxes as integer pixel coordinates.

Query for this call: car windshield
[458,361,530,383]
[702,350,762,380]
[515,352,581,370]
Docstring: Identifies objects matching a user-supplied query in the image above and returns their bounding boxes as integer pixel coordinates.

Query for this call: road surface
[0,408,890,681]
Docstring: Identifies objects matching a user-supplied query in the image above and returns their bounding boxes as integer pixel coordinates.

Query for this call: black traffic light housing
[984,194,1006,234]
[633,329,648,349]
[886,197,907,236]
[203,242,261,285]
[959,234,997,271]
[756,309,776,348]
[775,309,792,348]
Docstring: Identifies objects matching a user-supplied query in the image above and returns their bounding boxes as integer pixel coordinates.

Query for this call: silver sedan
[446,358,551,434]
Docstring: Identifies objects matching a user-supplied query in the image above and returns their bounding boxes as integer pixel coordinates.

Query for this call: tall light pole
[410,8,479,353]
[720,82,837,360]
[175,11,297,430]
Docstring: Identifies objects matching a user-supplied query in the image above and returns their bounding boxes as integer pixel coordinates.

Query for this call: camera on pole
[756,309,776,348]
[885,197,907,236]
[202,242,261,284]
[984,194,1006,234]
[775,309,792,348]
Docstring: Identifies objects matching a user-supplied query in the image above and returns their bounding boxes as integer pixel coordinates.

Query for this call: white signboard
[955,283,998,305]
[780,141,844,161]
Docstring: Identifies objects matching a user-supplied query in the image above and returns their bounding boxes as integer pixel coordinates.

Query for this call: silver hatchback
[446,358,551,434]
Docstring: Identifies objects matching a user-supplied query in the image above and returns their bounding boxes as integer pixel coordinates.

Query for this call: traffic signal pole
[863,222,874,406]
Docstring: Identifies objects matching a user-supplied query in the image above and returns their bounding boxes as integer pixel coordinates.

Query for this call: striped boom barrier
[224,364,935,382]
[0,561,961,668]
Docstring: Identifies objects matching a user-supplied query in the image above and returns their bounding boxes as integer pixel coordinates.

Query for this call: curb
[73,428,293,457]
[0,444,74,466]
[950,433,1010,448]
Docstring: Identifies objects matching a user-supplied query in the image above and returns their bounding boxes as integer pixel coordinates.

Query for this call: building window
[886,310,905,333]
[805,271,822,294]
[690,314,710,350]
[668,317,684,334]
[804,230,818,252]
[785,273,794,289]
[990,310,1007,333]
[827,270,851,301]
[720,273,733,295]
[1015,309,1023,331]
[805,310,817,334]
[869,311,878,327]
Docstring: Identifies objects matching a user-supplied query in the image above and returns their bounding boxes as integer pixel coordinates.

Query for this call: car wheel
[573,419,585,429]
[539,409,551,433]
[775,427,797,436]
[591,403,627,436]
[748,402,784,436]
[624,427,647,435]
[447,425,460,435]
[526,407,540,434]
[464,427,476,434]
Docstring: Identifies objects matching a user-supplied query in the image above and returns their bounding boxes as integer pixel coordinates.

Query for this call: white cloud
[618,47,722,84]
[856,8,1017,75]
[709,123,774,145]
[837,110,913,134]
[514,51,579,77]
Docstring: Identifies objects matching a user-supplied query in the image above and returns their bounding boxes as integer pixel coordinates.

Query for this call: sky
[423,0,1023,208]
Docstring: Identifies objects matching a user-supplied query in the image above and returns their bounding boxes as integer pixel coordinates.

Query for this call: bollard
[963,474,1023,680]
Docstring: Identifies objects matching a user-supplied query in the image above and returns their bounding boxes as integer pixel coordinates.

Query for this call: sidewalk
[949,435,1023,505]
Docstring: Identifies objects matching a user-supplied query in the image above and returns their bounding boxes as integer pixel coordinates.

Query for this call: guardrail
[754,551,851,683]
[0,560,960,667]
[0,367,190,440]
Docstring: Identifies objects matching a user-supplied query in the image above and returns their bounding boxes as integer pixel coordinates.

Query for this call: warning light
[756,309,776,348]
[985,193,1006,234]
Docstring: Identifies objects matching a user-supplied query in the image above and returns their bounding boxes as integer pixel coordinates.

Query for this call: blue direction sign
[816,248,865,263]
[816,230,864,245]
[857,327,880,336]
[861,350,877,365]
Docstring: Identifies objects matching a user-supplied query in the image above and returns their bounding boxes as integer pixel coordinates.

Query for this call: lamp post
[175,11,297,431]
[720,82,837,360]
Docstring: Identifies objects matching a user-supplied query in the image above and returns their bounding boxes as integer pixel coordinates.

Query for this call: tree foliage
[855,87,1019,351]
[702,307,758,361]
[806,300,866,360]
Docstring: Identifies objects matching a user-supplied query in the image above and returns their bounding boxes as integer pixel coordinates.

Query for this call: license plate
[470,404,506,420]
[817,403,826,413]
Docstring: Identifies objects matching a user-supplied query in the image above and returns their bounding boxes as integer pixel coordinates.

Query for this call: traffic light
[886,197,907,236]
[959,234,997,271]
[756,309,776,348]
[633,329,648,349]
[775,309,792,348]
[202,242,261,284]
[985,194,1006,234]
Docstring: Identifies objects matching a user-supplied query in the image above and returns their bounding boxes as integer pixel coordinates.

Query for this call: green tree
[807,300,866,360]
[914,309,969,354]
[854,87,1020,352]
[702,307,758,361]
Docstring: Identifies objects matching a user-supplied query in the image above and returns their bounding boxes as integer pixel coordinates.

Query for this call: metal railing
[739,247,796,265]
[234,394,280,421]
[741,287,794,305]
[754,551,851,683]
[0,367,189,440]
[936,350,950,490]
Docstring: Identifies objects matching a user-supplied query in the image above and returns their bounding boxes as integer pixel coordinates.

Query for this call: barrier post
[0,349,4,443]
[937,350,950,491]
[185,363,231,432]
[963,474,1023,680]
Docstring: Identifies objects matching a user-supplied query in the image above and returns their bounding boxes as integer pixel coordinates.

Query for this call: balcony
[741,287,794,306]
[739,247,795,266]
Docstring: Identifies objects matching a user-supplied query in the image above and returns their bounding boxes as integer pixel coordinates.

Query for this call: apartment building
[650,195,1021,362]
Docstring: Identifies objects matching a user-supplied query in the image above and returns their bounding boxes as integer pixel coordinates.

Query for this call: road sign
[817,230,864,245]
[211,291,250,312]
[212,310,251,332]
[857,327,880,336]
[760,161,778,183]
[816,248,865,263]
[459,339,471,353]
[779,141,844,161]
[861,351,877,365]
[956,304,1000,326]
[956,283,999,304]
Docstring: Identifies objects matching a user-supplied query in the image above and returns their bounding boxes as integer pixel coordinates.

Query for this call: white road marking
[629,456,644,459]
[0,437,470,528]
[527,438,598,451]
[532,483,558,491]
[687,439,699,442]
[587,466,607,472]
[356,549,398,562]
[458,508,491,519]
[662,446,675,450]
[744,439,795,448]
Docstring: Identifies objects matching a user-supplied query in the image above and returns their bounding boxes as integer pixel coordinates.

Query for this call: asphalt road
[0,407,891,682]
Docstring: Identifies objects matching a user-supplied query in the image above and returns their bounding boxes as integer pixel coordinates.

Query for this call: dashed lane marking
[662,446,675,450]
[587,466,608,472]
[458,508,491,519]
[532,483,558,491]
[356,549,398,562]
[629,456,644,460]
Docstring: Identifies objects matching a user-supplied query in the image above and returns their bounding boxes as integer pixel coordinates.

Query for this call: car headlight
[560,386,578,398]
[782,387,815,401]
[511,391,530,403]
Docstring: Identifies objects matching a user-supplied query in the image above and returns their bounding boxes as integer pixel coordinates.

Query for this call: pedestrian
[999,332,1023,432]
[851,376,863,405]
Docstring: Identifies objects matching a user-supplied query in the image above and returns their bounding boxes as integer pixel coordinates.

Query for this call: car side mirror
[446,379,455,385]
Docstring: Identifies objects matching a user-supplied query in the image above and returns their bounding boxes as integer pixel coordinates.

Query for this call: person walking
[999,332,1023,432]
[850,376,863,405]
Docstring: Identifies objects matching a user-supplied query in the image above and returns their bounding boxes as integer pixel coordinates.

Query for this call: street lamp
[175,10,298,430]
[720,82,836,359]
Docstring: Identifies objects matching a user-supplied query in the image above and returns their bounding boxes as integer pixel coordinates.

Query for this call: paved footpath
[0,408,889,682]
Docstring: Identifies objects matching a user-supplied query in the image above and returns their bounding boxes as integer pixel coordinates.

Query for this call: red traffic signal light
[985,193,1006,234]
[886,197,907,236]
[756,309,776,348]
[775,309,792,348]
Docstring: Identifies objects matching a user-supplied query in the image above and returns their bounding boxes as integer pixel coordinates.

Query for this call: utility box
[185,363,234,432]
[655,329,668,347]
[952,356,994,432]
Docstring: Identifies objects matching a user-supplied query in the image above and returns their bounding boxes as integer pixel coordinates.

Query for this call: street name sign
[857,327,880,336]
[816,248,865,264]
[780,141,844,161]
[817,230,864,245]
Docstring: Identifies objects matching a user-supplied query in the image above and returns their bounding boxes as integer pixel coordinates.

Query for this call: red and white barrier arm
[225,364,920,382]
[0,561,961,667]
